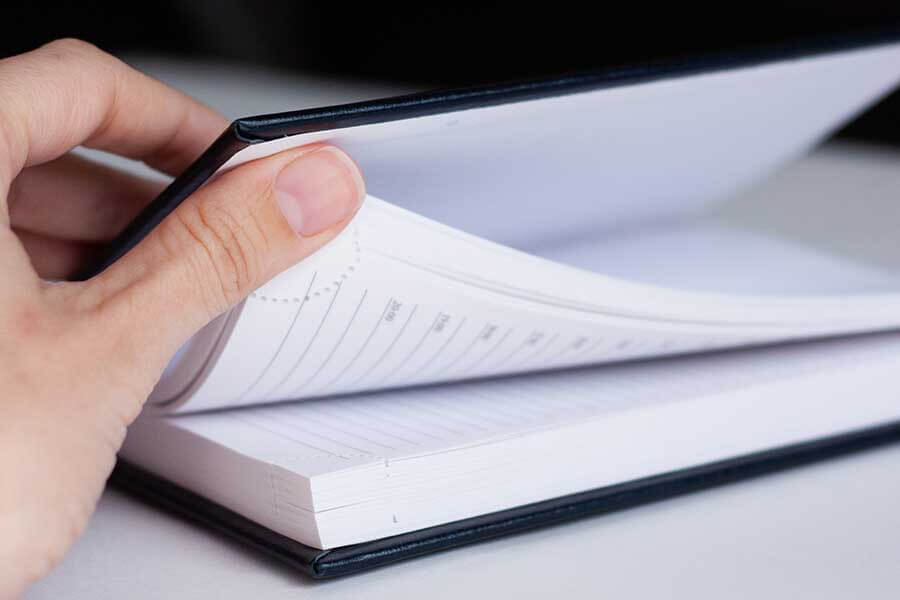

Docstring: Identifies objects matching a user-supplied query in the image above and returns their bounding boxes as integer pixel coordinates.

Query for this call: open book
[119,36,900,577]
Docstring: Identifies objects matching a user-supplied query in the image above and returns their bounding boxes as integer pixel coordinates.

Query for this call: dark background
[4,2,900,144]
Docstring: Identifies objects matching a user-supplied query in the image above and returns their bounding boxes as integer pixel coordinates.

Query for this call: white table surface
[27,58,900,598]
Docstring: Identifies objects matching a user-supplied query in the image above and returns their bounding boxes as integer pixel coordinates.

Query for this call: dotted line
[249,227,361,303]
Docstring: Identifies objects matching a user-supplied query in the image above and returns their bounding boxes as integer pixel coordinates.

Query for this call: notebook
[116,32,900,577]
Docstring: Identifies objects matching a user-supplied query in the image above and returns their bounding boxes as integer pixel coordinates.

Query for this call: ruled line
[313,297,395,394]
[544,336,588,365]
[282,406,397,451]
[490,335,531,371]
[350,304,419,387]
[515,333,559,370]
[328,402,446,442]
[464,327,514,374]
[228,413,352,459]
[232,273,317,405]
[262,281,343,399]
[247,408,374,455]
[365,397,469,436]
[287,290,369,396]
[433,323,490,377]
[374,311,443,386]
[388,395,489,433]
[309,404,422,445]
[407,316,467,380]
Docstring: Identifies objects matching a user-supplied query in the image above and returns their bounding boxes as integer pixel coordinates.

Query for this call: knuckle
[173,200,267,311]
[34,40,120,93]
[39,38,104,60]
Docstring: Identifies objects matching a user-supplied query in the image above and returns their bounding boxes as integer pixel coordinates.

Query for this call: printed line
[544,336,588,365]
[514,333,559,370]
[262,281,343,399]
[472,379,559,420]
[463,327,514,374]
[232,273,317,405]
[287,290,369,397]
[490,335,532,371]
[329,402,445,442]
[575,337,606,361]
[285,407,397,451]
[366,397,469,436]
[313,297,394,393]
[247,408,374,456]
[407,316,467,380]
[311,404,422,445]
[228,413,352,459]
[426,390,511,428]
[350,305,419,387]
[432,323,490,378]
[388,395,488,433]
[456,386,534,425]
[373,311,444,386]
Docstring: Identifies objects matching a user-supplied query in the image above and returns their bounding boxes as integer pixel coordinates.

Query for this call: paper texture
[166,197,900,411]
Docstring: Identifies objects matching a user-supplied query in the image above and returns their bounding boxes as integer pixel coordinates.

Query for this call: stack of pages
[119,36,900,576]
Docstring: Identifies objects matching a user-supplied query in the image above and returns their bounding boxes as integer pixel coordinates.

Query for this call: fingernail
[274,146,365,237]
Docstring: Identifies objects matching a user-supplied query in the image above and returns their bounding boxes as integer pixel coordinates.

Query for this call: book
[117,34,900,577]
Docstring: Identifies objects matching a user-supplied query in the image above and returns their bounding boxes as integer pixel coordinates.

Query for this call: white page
[220,43,900,250]
[154,196,900,411]
[537,216,900,295]
[125,330,900,547]
[149,42,900,411]
[182,331,900,475]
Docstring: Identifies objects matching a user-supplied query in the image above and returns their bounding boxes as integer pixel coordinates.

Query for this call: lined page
[163,197,900,411]
[161,331,900,478]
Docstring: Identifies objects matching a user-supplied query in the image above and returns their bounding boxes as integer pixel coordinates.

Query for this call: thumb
[95,143,365,360]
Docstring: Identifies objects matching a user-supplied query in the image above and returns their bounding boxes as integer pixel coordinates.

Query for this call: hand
[0,39,365,596]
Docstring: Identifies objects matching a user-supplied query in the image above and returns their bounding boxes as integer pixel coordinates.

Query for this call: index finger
[0,39,227,191]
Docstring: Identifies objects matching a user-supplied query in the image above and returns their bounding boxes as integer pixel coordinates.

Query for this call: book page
[136,330,900,480]
[155,196,900,412]
[125,330,900,547]
[223,43,900,254]
[149,42,900,412]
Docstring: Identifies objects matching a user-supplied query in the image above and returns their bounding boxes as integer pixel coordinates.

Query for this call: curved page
[148,40,900,411]
[154,196,900,411]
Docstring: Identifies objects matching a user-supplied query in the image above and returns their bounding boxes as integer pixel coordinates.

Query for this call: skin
[0,39,365,597]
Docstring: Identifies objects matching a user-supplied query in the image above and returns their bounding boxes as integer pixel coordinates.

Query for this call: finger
[13,228,98,280]
[93,144,365,359]
[0,39,227,196]
[0,228,40,291]
[9,153,164,243]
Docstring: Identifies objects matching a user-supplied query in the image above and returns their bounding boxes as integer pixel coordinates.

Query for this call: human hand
[0,39,364,596]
